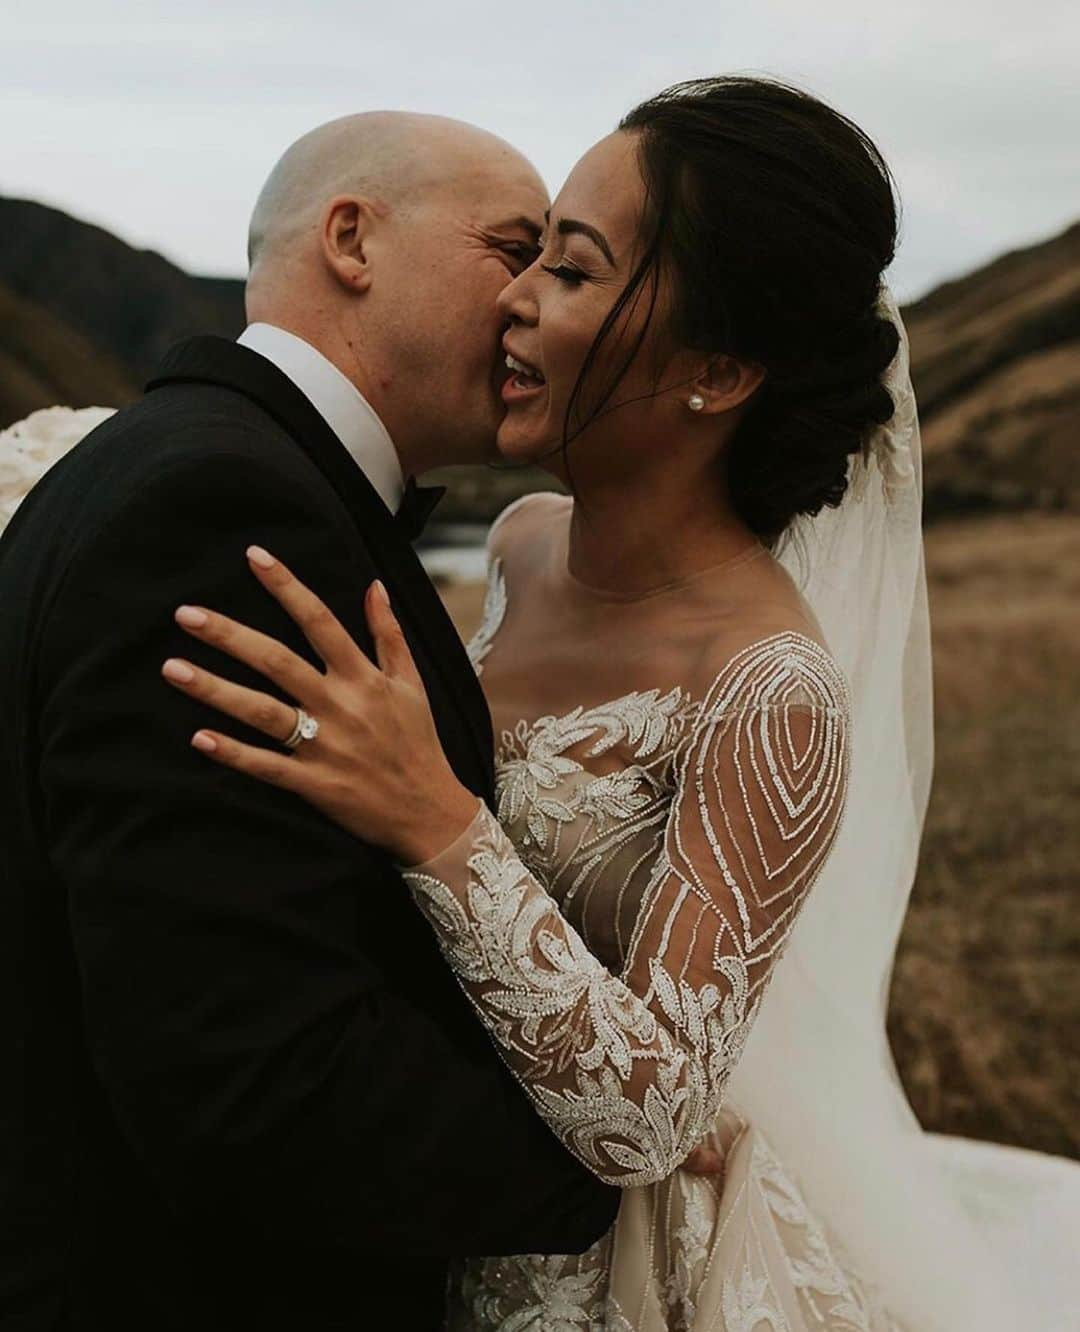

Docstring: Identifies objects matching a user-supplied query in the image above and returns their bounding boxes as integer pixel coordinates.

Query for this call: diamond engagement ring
[284,707,320,750]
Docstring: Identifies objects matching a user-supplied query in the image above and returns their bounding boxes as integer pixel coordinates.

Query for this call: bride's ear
[320,195,378,294]
[688,354,766,416]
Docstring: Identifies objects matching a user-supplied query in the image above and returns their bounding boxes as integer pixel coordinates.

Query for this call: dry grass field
[437,510,1080,1159]
[888,513,1079,1158]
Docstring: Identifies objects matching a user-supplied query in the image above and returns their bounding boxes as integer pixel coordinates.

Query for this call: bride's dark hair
[568,75,901,544]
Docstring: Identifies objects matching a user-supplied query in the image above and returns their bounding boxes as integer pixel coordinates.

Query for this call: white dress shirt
[237,323,405,514]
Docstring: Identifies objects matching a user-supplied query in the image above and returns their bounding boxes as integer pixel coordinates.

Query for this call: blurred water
[417,522,488,583]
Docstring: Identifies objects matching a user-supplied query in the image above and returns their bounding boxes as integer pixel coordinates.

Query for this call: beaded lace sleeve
[403,636,850,1187]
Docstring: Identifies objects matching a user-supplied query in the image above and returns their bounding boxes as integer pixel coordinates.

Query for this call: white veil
[724,288,1032,1330]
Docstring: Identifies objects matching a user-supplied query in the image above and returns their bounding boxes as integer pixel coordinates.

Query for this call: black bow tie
[394,477,447,543]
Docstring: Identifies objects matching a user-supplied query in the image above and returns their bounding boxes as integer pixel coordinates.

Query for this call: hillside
[888,513,1080,1156]
[0,279,138,425]
[0,197,243,417]
[904,222,1080,516]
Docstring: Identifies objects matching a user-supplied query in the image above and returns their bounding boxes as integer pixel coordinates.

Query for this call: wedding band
[283,707,320,750]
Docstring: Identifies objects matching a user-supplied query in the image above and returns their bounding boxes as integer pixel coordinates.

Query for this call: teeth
[505,353,544,383]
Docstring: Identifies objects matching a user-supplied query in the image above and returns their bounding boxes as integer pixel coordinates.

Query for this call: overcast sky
[4,0,1077,301]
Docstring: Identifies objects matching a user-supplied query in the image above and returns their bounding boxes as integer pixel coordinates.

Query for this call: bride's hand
[160,546,481,866]
[681,1143,726,1178]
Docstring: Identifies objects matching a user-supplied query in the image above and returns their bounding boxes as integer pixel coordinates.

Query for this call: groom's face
[375,146,549,469]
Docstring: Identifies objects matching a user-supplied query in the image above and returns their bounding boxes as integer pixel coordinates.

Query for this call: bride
[4,77,1077,1331]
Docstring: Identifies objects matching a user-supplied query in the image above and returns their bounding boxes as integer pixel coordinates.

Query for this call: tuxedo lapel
[147,337,494,792]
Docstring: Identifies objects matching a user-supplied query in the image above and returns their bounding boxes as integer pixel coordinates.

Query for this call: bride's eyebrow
[543,209,615,266]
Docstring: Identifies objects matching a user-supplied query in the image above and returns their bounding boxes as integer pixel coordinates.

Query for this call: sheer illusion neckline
[556,528,769,603]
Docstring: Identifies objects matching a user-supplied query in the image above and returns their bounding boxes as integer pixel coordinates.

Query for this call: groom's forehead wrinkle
[502,213,543,238]
[459,212,543,253]
[484,213,543,244]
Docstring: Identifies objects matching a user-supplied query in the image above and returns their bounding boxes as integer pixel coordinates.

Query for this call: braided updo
[567,77,901,545]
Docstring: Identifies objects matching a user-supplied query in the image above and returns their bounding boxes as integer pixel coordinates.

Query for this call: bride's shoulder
[486,489,570,563]
[689,622,849,723]
[681,562,846,715]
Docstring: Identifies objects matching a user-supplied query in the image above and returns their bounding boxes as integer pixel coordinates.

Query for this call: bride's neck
[565,471,759,599]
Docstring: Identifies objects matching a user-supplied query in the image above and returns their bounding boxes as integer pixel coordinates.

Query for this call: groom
[0,114,617,1330]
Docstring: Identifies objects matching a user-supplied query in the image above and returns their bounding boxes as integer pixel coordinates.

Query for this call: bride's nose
[495,267,538,326]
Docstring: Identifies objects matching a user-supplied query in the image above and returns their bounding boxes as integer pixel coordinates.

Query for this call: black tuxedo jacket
[0,340,618,1330]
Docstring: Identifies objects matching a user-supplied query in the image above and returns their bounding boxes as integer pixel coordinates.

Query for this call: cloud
[3,0,1077,298]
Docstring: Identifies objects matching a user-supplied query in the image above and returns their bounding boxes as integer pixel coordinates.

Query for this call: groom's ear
[320,195,380,294]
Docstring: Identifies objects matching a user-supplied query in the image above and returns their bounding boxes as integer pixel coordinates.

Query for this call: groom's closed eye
[496,240,542,275]
[478,215,543,276]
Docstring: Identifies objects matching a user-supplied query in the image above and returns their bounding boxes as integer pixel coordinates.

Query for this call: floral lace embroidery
[467,556,507,676]
[405,633,850,1192]
[750,1137,903,1332]
[494,685,697,862]
[447,1126,901,1332]
[453,1246,610,1332]
[664,1171,714,1327]
[435,554,887,1331]
[721,1263,789,1332]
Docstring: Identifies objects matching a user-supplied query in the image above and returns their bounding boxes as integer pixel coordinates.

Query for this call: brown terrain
[908,222,1080,520]
[1,197,1076,1159]
[890,514,1079,1157]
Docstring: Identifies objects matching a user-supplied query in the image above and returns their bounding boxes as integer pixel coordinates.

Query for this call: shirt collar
[236,323,405,513]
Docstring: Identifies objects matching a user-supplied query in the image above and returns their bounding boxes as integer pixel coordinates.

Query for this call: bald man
[0,114,617,1331]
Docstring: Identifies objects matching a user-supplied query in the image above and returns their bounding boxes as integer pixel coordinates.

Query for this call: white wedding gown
[2,381,1078,1331]
[412,491,894,1329]
[402,488,1080,1331]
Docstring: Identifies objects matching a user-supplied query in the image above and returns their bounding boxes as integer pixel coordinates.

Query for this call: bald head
[247,111,535,269]
[241,111,549,475]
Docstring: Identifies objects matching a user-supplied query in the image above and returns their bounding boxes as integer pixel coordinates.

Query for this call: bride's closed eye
[540,262,588,286]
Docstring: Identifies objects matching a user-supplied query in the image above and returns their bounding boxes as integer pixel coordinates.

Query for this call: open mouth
[505,352,546,390]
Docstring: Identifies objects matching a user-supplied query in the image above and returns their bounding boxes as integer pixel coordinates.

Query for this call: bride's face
[494,131,684,477]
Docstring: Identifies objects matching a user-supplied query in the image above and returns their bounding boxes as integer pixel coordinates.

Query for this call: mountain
[903,221,1080,517]
[0,196,243,423]
[0,195,1076,522]
[0,279,138,425]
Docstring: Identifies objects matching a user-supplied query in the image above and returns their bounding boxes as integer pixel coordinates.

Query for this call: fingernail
[191,731,217,753]
[162,658,195,684]
[373,579,390,608]
[176,606,208,629]
[247,545,276,570]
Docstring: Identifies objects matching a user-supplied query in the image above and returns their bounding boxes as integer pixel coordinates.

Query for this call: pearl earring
[688,393,705,412]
